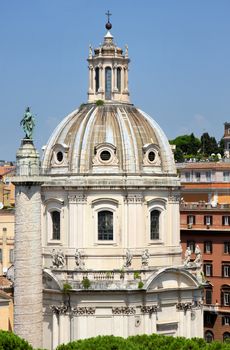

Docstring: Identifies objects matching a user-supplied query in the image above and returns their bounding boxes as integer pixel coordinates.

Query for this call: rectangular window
[222,216,230,226]
[195,172,201,182]
[222,265,230,277]
[204,263,213,277]
[204,241,212,254]
[204,215,213,226]
[185,172,191,182]
[9,249,14,263]
[150,210,160,240]
[98,211,113,240]
[222,316,230,326]
[187,215,195,225]
[205,289,212,305]
[187,240,195,253]
[224,242,230,254]
[0,249,2,262]
[206,171,211,182]
[223,293,230,306]
[223,171,230,182]
[51,211,60,240]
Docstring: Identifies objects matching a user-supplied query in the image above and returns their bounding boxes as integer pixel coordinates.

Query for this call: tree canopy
[170,132,224,162]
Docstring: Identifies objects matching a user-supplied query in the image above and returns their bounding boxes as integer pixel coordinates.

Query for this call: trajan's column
[13,108,43,348]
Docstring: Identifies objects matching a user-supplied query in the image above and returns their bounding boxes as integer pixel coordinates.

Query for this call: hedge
[0,331,230,350]
[0,330,33,350]
[56,334,230,350]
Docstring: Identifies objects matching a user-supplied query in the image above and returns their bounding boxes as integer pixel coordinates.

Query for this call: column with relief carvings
[13,139,43,349]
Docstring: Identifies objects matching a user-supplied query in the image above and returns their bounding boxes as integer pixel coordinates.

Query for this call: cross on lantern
[105,10,112,23]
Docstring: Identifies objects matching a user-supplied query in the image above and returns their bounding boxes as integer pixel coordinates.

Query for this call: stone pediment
[145,267,200,291]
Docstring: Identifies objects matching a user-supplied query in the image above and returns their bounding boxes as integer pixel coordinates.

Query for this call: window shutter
[210,216,213,225]
[187,216,189,224]
[222,216,225,226]
[222,316,225,325]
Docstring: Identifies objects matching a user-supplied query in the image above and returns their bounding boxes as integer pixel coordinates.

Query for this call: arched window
[95,67,100,92]
[150,210,160,239]
[105,67,112,100]
[98,210,113,240]
[51,211,60,240]
[223,332,230,343]
[205,331,214,343]
[117,67,121,92]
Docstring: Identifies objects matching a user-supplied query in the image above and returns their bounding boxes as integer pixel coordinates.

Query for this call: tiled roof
[0,289,11,300]
[0,276,13,288]
[177,162,230,170]
[0,166,16,176]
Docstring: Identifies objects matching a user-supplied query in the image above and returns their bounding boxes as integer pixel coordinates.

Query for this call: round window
[57,151,63,162]
[148,151,155,162]
[100,150,111,161]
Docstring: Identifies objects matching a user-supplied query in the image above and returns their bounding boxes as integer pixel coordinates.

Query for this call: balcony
[180,202,230,211]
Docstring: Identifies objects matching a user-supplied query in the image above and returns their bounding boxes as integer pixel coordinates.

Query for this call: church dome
[42,22,175,175]
[42,103,175,174]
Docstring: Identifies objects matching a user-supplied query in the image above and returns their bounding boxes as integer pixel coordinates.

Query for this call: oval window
[100,150,111,161]
[148,151,155,162]
[57,151,63,162]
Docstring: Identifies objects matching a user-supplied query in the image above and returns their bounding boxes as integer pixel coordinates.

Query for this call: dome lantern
[87,12,130,103]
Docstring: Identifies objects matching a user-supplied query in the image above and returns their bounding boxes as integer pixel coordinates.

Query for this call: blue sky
[1,0,230,161]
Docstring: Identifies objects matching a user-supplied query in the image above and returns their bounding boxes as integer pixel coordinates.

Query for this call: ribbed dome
[42,103,176,175]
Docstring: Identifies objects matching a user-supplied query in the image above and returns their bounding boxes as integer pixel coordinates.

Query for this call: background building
[178,159,230,343]
[0,164,15,276]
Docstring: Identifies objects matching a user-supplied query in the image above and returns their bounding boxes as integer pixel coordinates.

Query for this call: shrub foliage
[0,330,33,350]
[56,334,230,350]
[1,331,230,350]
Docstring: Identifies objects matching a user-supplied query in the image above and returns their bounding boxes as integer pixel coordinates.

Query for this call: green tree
[170,133,201,159]
[218,137,225,156]
[201,132,218,156]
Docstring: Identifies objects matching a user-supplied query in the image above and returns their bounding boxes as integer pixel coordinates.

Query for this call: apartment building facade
[178,161,230,342]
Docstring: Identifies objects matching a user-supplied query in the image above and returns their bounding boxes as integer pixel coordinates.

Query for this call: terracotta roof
[0,276,13,288]
[177,162,230,170]
[0,166,15,176]
[0,289,11,300]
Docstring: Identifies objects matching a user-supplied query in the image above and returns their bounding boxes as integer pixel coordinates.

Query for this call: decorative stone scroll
[176,302,192,312]
[112,307,136,315]
[140,305,158,314]
[71,307,95,315]
[50,303,68,315]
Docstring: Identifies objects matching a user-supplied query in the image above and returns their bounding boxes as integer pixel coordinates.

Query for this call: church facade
[13,18,203,350]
